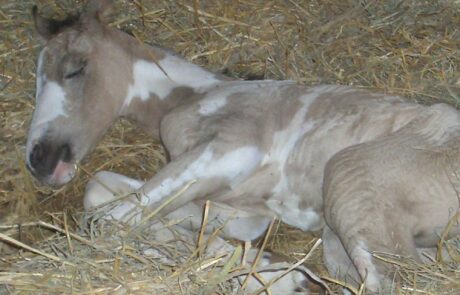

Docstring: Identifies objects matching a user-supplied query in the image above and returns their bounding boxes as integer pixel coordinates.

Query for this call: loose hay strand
[0,232,75,266]
[253,238,331,295]
[239,217,276,293]
[197,200,211,258]
[131,179,197,231]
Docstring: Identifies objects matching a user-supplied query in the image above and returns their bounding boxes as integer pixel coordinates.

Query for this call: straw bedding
[0,0,459,293]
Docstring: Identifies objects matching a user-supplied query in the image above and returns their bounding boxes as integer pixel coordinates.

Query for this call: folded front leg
[84,171,145,221]
[97,143,263,224]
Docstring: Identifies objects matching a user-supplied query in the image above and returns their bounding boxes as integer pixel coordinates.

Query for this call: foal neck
[115,30,223,137]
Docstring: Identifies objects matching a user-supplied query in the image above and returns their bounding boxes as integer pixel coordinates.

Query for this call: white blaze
[26,47,69,168]
[32,47,69,125]
[32,81,68,126]
[36,48,46,100]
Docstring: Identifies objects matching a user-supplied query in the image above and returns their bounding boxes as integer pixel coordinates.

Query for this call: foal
[26,0,459,293]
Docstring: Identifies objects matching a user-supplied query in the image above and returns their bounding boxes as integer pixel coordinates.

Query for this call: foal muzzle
[27,140,77,187]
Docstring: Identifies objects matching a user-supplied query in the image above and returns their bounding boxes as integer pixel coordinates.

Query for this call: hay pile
[1,0,459,293]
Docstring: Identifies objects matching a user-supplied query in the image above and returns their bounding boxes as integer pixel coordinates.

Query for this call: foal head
[26,0,131,187]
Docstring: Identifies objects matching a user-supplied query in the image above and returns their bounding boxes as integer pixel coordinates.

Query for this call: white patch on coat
[199,95,228,115]
[198,80,298,116]
[123,55,219,107]
[144,146,263,204]
[262,86,333,231]
[261,87,328,214]
[264,86,332,168]
[266,199,321,231]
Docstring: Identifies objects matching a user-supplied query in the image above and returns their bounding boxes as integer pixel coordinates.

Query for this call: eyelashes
[64,66,85,79]
[63,58,87,80]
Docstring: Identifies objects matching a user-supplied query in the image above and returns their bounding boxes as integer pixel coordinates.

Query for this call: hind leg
[324,191,422,292]
[322,147,422,293]
[325,199,421,293]
[322,225,361,294]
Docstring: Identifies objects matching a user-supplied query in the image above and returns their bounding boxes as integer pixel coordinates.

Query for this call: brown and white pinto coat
[26,1,460,293]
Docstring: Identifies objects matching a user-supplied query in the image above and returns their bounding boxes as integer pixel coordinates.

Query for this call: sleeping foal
[26,0,459,293]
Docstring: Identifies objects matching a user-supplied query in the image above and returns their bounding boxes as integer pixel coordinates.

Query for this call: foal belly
[247,160,325,231]
[209,163,324,232]
[261,132,333,232]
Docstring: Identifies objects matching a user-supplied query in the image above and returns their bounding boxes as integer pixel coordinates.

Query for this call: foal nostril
[30,143,45,168]
[60,144,72,162]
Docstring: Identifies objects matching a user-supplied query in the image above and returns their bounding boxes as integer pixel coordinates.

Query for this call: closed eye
[64,66,85,79]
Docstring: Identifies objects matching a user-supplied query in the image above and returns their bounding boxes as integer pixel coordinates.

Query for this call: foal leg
[84,170,271,241]
[84,171,145,221]
[166,201,272,241]
[322,225,361,295]
[83,171,236,254]
[99,143,264,224]
[84,172,314,294]
[322,141,423,293]
[143,220,314,295]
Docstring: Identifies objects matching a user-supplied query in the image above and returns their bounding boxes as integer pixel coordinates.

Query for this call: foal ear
[32,6,79,40]
[82,0,114,23]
